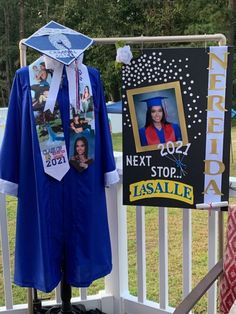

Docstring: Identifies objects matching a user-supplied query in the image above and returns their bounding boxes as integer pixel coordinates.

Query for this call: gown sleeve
[173,123,182,141]
[139,127,148,146]
[97,73,119,187]
[0,72,22,197]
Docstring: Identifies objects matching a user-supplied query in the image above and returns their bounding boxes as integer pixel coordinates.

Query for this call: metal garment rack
[19,33,227,314]
[19,33,227,67]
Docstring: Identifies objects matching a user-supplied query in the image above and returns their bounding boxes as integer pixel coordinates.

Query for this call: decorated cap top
[142,96,167,108]
[23,21,93,65]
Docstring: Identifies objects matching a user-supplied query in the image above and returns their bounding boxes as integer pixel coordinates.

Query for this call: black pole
[33,289,42,314]
[60,271,73,314]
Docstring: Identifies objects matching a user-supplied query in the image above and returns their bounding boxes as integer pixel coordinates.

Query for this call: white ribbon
[204,46,227,204]
[66,54,84,110]
[43,56,63,113]
[66,62,78,109]
[43,54,90,113]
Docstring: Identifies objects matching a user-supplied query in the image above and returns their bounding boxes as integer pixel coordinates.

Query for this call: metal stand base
[59,273,73,314]
[31,272,105,313]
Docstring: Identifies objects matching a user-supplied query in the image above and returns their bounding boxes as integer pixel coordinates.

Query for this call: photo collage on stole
[29,57,69,170]
[68,68,95,173]
[29,57,95,173]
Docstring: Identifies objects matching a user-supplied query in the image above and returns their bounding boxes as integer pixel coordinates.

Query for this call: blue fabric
[139,123,182,146]
[0,66,116,292]
[141,96,167,108]
[172,123,182,141]
[139,127,148,146]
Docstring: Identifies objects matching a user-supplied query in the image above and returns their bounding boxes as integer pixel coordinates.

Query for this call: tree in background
[0,0,235,107]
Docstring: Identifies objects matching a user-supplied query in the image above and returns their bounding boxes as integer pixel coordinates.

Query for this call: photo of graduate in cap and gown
[139,96,182,146]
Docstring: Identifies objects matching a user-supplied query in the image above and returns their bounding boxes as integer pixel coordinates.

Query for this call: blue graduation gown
[0,66,119,292]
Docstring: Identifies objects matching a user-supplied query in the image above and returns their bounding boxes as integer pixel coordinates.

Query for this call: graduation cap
[23,21,93,65]
[142,96,167,108]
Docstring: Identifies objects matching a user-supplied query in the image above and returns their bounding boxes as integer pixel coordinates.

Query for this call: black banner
[122,47,233,208]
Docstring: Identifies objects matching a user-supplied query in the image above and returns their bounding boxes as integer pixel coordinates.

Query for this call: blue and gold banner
[122,47,233,208]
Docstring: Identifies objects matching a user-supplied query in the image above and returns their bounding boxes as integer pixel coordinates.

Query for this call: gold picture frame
[126,81,188,153]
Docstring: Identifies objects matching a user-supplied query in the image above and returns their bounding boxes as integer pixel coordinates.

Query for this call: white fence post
[208,210,218,314]
[80,288,87,301]
[159,207,168,309]
[0,193,13,310]
[105,170,129,314]
[183,209,192,298]
[55,284,61,304]
[136,206,146,303]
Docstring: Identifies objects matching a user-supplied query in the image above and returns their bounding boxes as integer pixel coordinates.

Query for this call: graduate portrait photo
[127,82,188,153]
[69,136,94,172]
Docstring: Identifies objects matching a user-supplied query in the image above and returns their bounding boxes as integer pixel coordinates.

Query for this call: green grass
[125,206,210,310]
[0,128,235,313]
[111,132,122,152]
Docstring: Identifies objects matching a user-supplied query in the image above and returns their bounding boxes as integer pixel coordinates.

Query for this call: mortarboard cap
[23,21,94,65]
[142,96,167,108]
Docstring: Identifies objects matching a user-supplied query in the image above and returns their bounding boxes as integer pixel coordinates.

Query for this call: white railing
[0,108,8,144]
[1,152,236,314]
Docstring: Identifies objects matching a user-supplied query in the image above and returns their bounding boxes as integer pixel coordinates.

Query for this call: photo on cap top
[126,81,188,153]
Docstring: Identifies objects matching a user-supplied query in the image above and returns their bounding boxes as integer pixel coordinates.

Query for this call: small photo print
[69,135,94,172]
